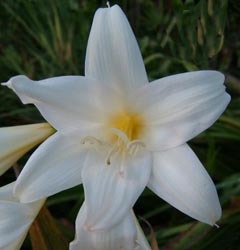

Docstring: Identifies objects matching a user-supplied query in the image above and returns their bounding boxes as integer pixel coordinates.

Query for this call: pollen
[109,113,144,142]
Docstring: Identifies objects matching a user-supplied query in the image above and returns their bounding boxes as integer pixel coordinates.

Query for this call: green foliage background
[0,0,239,249]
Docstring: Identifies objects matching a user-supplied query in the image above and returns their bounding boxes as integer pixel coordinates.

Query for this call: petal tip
[1,81,8,87]
[3,75,30,89]
[205,200,222,226]
[1,78,13,88]
[226,92,231,103]
[5,75,35,104]
[95,3,120,15]
[209,70,225,84]
[214,205,222,223]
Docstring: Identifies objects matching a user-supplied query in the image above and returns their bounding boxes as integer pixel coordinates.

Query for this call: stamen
[111,128,130,145]
[105,128,130,166]
[105,143,119,165]
[106,1,110,8]
[80,136,101,145]
[80,136,104,153]
[127,140,145,156]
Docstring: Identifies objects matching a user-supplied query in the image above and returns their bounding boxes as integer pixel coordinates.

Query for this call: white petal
[3,75,121,135]
[85,5,148,93]
[134,71,230,150]
[132,212,151,250]
[0,182,44,250]
[0,182,17,201]
[148,144,222,225]
[70,203,137,250]
[14,132,87,202]
[82,149,152,230]
[0,123,53,175]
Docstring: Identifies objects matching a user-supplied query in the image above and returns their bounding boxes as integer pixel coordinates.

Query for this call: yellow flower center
[109,113,144,143]
[81,113,146,170]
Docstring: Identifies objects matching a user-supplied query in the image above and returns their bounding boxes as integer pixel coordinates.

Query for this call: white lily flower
[2,4,230,230]
[0,182,44,250]
[70,204,151,250]
[0,123,54,176]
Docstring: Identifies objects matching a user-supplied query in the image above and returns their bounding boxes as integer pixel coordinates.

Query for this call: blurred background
[0,0,239,249]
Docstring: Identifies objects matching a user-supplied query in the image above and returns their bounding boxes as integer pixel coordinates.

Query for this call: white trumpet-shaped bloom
[0,182,44,250]
[0,123,54,176]
[70,204,151,250]
[3,4,230,231]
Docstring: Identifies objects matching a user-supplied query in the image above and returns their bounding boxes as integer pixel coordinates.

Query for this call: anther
[105,143,119,166]
[80,136,101,145]
[80,136,103,153]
